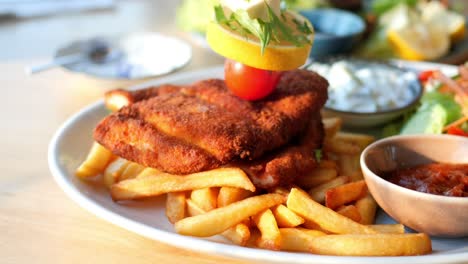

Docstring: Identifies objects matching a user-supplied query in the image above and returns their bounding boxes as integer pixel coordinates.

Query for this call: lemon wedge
[206,11,313,71]
[420,1,466,42]
[388,21,450,61]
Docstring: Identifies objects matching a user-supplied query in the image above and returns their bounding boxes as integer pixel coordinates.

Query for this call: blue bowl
[300,8,365,59]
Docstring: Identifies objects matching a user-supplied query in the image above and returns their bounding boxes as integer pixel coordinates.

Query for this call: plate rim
[48,65,468,264]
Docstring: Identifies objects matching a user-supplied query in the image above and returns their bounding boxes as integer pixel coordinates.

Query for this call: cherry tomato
[418,70,436,83]
[224,59,282,100]
[447,126,468,137]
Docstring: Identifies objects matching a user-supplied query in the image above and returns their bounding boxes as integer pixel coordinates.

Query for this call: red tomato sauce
[385,163,468,197]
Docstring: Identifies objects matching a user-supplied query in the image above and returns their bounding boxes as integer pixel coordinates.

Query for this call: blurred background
[1,0,467,68]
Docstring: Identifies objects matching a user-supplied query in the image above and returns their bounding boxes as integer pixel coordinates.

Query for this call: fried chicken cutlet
[94,70,328,188]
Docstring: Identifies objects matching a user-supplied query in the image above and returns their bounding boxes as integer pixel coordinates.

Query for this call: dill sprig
[214,4,313,54]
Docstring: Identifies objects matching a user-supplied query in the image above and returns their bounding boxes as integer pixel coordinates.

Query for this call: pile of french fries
[75,117,432,256]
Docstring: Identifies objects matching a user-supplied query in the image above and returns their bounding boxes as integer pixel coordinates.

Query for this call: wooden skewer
[434,71,467,98]
[443,116,468,132]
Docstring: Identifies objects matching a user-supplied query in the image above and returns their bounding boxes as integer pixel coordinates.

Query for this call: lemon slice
[420,1,466,42]
[388,22,449,61]
[206,11,313,71]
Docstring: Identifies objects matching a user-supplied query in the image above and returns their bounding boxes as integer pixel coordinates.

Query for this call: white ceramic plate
[48,65,468,264]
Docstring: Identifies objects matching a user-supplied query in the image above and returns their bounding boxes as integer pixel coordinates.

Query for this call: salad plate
[48,64,468,263]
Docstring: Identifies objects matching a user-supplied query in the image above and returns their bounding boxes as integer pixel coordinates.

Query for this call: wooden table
[0,2,255,262]
[1,59,266,264]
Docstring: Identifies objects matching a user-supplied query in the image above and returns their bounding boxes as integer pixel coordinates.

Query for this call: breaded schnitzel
[94,70,328,188]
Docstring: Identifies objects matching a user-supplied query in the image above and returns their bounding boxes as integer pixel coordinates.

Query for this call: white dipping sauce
[307,60,416,113]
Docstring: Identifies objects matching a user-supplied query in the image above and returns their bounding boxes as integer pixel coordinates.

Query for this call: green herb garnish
[314,149,322,163]
[213,3,313,54]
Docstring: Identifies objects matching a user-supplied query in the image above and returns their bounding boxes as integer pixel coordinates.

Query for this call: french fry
[271,186,291,197]
[222,222,251,246]
[119,162,145,181]
[191,188,219,212]
[325,139,361,155]
[323,117,342,139]
[296,168,338,189]
[166,192,186,224]
[309,233,432,256]
[279,228,326,252]
[337,154,360,176]
[349,170,364,182]
[370,224,405,234]
[318,160,338,170]
[325,180,367,210]
[103,158,129,188]
[308,176,349,203]
[302,219,322,230]
[136,167,161,178]
[287,188,376,235]
[335,132,375,151]
[217,187,253,207]
[272,204,304,228]
[111,167,255,201]
[355,194,377,225]
[253,209,281,250]
[186,199,250,246]
[175,193,285,237]
[336,205,361,223]
[186,198,204,216]
[76,142,114,179]
[246,229,261,248]
[104,89,132,111]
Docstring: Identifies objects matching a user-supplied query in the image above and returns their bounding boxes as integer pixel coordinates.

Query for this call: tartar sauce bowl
[361,134,468,237]
[308,59,423,128]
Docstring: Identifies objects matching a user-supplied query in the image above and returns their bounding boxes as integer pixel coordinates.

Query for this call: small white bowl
[360,134,468,237]
[317,59,423,128]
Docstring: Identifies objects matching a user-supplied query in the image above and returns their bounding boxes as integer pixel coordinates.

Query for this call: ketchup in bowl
[385,163,468,197]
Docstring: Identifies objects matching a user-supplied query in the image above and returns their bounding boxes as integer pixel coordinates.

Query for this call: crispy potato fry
[111,168,255,201]
[309,233,432,256]
[279,228,326,252]
[217,187,253,207]
[253,209,281,250]
[191,188,219,212]
[323,117,342,139]
[337,154,360,176]
[119,162,145,181]
[105,89,132,111]
[349,170,364,182]
[175,193,285,237]
[272,204,304,228]
[301,219,322,230]
[222,222,251,246]
[308,176,349,203]
[103,158,129,188]
[335,132,375,151]
[325,139,361,155]
[296,168,338,189]
[370,224,405,234]
[136,167,161,178]
[186,199,251,245]
[287,188,376,235]
[186,198,204,216]
[76,142,114,179]
[336,205,361,223]
[355,194,377,225]
[318,160,338,169]
[325,180,367,210]
[270,186,291,197]
[166,192,186,224]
